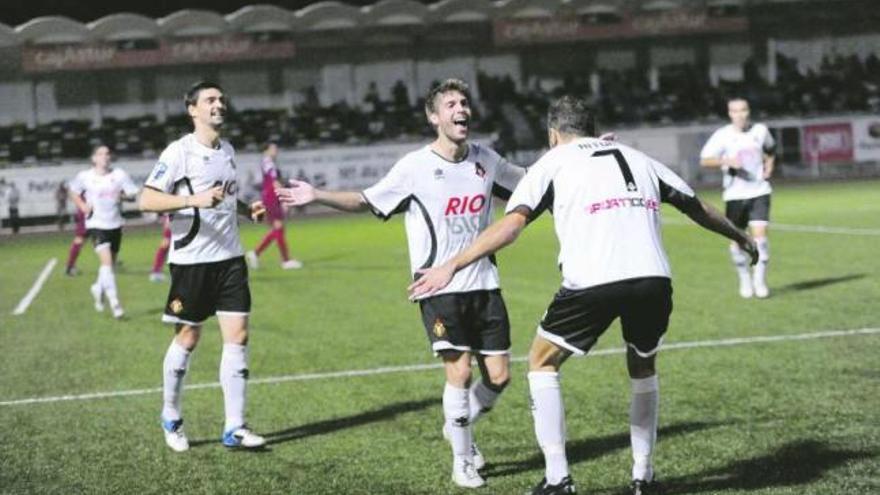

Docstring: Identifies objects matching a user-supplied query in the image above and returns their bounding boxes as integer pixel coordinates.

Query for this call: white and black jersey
[362,143,524,299]
[507,137,696,291]
[68,168,139,230]
[700,123,775,201]
[144,134,244,265]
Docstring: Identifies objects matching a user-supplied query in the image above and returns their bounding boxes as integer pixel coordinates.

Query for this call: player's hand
[250,200,266,222]
[723,156,741,169]
[740,236,759,266]
[190,185,225,208]
[276,179,316,207]
[407,264,456,300]
[599,132,617,141]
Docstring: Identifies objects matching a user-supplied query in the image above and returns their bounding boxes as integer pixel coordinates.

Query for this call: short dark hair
[91,142,110,155]
[184,81,224,110]
[425,78,471,114]
[547,95,596,137]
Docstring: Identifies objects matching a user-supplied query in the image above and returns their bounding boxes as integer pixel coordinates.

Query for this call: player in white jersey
[410,96,758,495]
[68,144,139,319]
[700,97,776,298]
[277,79,524,489]
[139,81,268,453]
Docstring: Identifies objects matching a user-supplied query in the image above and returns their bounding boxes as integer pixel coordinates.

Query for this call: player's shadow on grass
[656,439,876,494]
[773,273,866,296]
[483,420,721,479]
[262,397,441,445]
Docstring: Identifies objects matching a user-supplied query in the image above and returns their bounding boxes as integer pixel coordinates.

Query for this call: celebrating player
[277,79,524,489]
[140,81,267,453]
[700,97,776,298]
[245,141,302,270]
[409,96,757,495]
[68,144,139,318]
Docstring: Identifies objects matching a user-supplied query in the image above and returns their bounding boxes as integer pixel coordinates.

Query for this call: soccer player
[140,81,267,453]
[148,214,172,282]
[700,97,775,298]
[64,197,87,277]
[245,141,302,270]
[277,79,524,488]
[409,96,758,495]
[69,145,139,318]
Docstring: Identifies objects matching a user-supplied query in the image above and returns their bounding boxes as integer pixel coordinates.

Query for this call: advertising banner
[801,123,854,164]
[0,141,424,220]
[494,9,747,46]
[852,117,880,162]
[22,35,296,73]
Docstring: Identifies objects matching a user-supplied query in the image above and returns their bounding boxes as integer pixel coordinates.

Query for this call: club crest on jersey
[203,155,210,163]
[434,168,444,180]
[433,318,446,337]
[152,163,167,180]
[169,298,184,315]
[475,162,486,179]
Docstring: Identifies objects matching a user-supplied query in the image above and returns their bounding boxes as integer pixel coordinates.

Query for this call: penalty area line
[1,327,878,407]
[11,258,57,316]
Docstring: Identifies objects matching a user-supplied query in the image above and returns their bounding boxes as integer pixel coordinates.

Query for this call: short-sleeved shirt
[69,168,139,230]
[507,137,695,291]
[700,123,775,201]
[144,134,244,265]
[362,143,524,299]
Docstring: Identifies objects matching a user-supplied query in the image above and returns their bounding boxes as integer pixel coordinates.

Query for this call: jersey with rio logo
[362,143,523,299]
[144,134,243,265]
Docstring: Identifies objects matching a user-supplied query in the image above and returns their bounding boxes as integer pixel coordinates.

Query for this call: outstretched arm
[408,207,530,299]
[678,196,758,263]
[277,179,369,212]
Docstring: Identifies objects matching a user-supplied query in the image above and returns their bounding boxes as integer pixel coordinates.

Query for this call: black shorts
[725,194,771,229]
[88,228,122,254]
[418,289,511,355]
[539,277,673,357]
[162,256,251,326]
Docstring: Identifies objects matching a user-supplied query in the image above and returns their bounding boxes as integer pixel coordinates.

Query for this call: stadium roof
[0,0,852,45]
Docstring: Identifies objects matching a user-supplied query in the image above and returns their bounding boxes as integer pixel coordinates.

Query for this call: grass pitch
[1,180,878,494]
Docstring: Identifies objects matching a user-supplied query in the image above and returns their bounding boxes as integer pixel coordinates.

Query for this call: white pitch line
[11,258,57,316]
[663,218,880,236]
[1,327,878,407]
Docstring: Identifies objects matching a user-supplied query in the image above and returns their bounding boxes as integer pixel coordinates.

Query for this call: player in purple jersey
[64,198,87,276]
[245,142,302,270]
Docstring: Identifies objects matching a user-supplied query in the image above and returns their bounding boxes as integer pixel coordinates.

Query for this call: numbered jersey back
[506,137,695,290]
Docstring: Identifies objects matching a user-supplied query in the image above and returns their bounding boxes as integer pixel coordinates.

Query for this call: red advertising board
[802,123,854,163]
[22,35,296,73]
[493,9,747,46]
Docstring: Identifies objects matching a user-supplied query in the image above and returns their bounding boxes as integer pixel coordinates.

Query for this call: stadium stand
[0,0,877,165]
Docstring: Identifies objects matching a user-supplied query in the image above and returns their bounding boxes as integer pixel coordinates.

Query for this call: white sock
[469,380,502,425]
[220,343,249,431]
[753,237,769,285]
[528,371,569,484]
[162,341,191,421]
[443,383,472,469]
[630,375,659,482]
[729,244,751,281]
[98,265,119,305]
